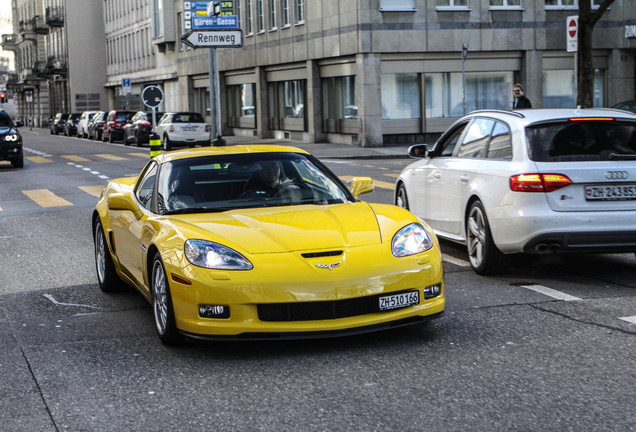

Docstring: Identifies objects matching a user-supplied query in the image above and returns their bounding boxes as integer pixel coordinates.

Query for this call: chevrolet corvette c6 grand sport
[93,146,445,344]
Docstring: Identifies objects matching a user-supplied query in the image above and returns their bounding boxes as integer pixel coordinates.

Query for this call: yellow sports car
[92,145,445,344]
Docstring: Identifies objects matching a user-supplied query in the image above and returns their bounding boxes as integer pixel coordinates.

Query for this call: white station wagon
[156,112,210,150]
[395,108,636,274]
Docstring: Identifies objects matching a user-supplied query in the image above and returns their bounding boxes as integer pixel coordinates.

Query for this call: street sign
[181,29,243,48]
[25,90,33,103]
[184,1,234,31]
[567,16,578,53]
[192,15,238,29]
[142,85,164,108]
[122,78,131,94]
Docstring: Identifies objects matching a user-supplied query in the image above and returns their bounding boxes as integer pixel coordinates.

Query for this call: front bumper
[0,142,22,162]
[165,244,445,338]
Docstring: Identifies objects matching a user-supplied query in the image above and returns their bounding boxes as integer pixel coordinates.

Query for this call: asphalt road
[0,131,635,431]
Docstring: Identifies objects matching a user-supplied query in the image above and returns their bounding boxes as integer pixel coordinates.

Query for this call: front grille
[257,290,416,322]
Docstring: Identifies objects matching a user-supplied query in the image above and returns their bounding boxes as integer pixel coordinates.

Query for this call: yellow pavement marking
[128,152,150,158]
[62,155,91,162]
[338,176,394,190]
[79,186,105,198]
[383,173,400,178]
[26,156,53,163]
[95,154,128,161]
[23,189,73,208]
[0,206,3,212]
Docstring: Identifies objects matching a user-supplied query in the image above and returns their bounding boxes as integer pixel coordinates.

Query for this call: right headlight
[184,239,253,270]
[391,223,433,257]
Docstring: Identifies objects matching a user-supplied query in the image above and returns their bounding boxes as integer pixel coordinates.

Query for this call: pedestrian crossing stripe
[62,155,91,162]
[26,156,53,163]
[23,189,73,208]
[78,185,105,198]
[128,152,150,158]
[95,154,128,161]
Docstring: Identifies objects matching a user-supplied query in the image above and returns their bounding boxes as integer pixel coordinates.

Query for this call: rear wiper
[608,153,636,160]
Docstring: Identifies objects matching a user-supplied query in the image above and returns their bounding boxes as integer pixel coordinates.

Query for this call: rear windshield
[173,113,204,123]
[526,120,636,162]
[116,112,135,121]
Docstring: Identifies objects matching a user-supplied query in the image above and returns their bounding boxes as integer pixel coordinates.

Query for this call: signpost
[142,85,164,157]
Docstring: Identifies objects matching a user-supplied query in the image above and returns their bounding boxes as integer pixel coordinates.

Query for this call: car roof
[154,145,309,163]
[464,108,636,127]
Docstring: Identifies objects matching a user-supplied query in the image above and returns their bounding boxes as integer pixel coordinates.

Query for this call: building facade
[4,0,636,146]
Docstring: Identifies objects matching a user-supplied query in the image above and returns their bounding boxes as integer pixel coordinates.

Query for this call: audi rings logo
[604,170,629,180]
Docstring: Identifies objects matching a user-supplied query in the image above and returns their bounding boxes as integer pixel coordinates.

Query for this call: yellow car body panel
[93,147,445,340]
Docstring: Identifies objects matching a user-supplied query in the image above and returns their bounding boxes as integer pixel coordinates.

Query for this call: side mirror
[408,144,429,158]
[350,177,374,199]
[107,193,143,219]
[15,120,24,128]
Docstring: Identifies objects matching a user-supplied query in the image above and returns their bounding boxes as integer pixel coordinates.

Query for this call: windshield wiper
[164,207,233,215]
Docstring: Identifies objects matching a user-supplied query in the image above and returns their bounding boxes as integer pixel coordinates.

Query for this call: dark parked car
[50,112,69,135]
[612,99,636,114]
[102,110,136,143]
[0,110,24,168]
[123,111,163,147]
[87,111,107,140]
[63,113,82,136]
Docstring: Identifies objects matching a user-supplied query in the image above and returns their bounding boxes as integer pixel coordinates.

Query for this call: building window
[381,73,420,120]
[228,84,256,127]
[425,71,513,118]
[545,0,602,9]
[282,0,291,27]
[489,0,521,8]
[379,0,416,11]
[294,0,304,24]
[256,0,264,32]
[435,0,469,9]
[245,0,253,34]
[322,76,357,133]
[543,69,605,108]
[153,0,162,37]
[269,0,277,29]
[268,80,306,131]
[236,0,242,29]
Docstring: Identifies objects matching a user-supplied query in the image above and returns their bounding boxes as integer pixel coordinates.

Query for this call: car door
[110,162,158,291]
[409,121,469,233]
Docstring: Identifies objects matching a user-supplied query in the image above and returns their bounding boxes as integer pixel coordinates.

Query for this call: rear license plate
[585,185,636,201]
[378,291,419,311]
[182,126,198,131]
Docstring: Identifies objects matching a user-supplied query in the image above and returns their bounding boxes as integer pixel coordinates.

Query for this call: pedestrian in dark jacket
[512,83,532,109]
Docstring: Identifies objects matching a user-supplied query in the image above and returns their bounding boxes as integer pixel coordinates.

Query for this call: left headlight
[184,239,253,270]
[392,223,433,257]
[3,134,19,142]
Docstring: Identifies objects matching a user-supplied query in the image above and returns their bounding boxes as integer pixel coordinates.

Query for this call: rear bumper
[523,231,636,254]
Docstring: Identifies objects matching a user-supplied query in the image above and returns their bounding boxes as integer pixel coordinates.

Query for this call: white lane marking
[520,284,582,302]
[24,147,52,157]
[43,294,101,309]
[442,254,470,267]
[619,316,636,325]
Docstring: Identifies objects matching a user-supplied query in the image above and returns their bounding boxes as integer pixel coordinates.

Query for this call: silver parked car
[395,108,636,274]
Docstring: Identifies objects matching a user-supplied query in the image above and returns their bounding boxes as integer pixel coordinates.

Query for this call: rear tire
[151,253,183,345]
[466,200,506,275]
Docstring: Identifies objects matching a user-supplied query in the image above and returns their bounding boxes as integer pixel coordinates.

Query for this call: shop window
[381,73,420,120]
[322,76,357,134]
[543,69,605,108]
[268,80,305,131]
[228,83,256,128]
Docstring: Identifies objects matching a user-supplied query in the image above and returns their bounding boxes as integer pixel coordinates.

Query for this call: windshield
[156,153,354,214]
[173,113,204,123]
[526,120,636,162]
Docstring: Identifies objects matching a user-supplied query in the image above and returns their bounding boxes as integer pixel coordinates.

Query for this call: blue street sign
[192,15,238,29]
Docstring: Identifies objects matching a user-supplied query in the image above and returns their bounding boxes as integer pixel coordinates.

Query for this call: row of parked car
[49,110,211,149]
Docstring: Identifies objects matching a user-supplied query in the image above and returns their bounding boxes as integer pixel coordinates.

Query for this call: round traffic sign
[142,85,164,108]
[568,19,577,38]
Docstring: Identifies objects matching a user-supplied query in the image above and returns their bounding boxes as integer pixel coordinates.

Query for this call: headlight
[184,239,253,270]
[392,223,433,257]
[3,134,19,142]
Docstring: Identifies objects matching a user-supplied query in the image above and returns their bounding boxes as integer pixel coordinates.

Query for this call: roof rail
[469,109,526,118]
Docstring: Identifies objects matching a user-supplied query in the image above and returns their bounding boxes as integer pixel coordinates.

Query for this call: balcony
[33,16,49,34]
[39,56,68,77]
[18,20,36,42]
[46,7,64,27]
[1,34,17,51]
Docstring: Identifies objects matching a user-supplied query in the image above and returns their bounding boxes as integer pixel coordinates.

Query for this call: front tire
[151,253,183,345]
[396,184,410,210]
[94,221,124,292]
[466,200,506,275]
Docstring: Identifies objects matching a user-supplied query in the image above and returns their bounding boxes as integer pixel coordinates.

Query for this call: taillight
[510,173,572,192]
[140,121,151,127]
[205,125,210,132]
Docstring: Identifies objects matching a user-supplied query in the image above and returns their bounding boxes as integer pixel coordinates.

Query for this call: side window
[457,118,495,158]
[136,162,158,210]
[487,121,513,159]
[435,122,468,157]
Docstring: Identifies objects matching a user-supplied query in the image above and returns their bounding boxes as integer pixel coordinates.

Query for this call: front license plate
[585,185,636,201]
[378,291,419,311]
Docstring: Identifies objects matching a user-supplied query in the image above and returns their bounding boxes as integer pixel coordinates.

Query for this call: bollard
[149,133,161,157]
[212,135,227,146]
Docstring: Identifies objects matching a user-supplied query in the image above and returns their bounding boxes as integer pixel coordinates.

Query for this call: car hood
[167,202,383,254]
[0,126,18,135]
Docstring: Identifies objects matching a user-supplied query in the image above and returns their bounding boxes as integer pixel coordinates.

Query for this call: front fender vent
[301,251,343,258]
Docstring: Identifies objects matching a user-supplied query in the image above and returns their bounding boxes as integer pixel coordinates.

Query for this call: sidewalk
[27,127,412,160]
